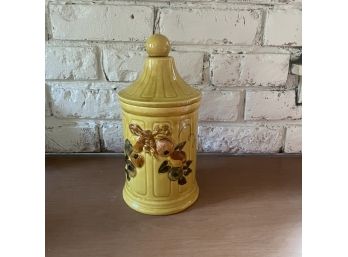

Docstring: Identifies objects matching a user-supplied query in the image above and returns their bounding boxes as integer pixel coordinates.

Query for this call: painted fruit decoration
[124,123,192,185]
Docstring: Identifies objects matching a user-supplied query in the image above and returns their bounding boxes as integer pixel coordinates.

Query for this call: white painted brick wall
[211,53,290,86]
[198,125,284,153]
[45,46,98,80]
[45,1,302,154]
[284,125,302,153]
[158,8,262,45]
[46,118,100,152]
[264,9,302,46]
[100,122,124,152]
[102,49,204,84]
[49,4,154,41]
[46,82,124,120]
[245,90,301,120]
[199,91,241,121]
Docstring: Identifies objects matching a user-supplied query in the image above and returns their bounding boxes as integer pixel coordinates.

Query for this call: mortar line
[46,39,300,52]
[46,116,302,126]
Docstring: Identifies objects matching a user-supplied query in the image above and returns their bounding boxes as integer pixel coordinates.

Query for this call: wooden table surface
[46,155,301,257]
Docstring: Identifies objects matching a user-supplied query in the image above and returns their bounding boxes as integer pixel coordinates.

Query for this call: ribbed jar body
[120,104,199,215]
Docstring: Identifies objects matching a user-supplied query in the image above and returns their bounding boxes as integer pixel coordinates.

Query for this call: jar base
[122,184,199,215]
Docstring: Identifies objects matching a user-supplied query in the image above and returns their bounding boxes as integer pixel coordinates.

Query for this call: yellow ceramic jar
[118,34,202,215]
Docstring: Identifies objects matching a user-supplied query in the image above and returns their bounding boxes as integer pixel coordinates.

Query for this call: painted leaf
[125,169,130,181]
[185,160,192,168]
[159,165,170,173]
[125,159,135,171]
[178,176,187,185]
[129,124,143,136]
[159,160,169,173]
[124,139,133,156]
[125,159,136,178]
[183,168,192,176]
[174,141,186,151]
[128,169,136,178]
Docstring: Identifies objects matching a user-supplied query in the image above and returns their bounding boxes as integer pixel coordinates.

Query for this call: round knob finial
[145,34,171,57]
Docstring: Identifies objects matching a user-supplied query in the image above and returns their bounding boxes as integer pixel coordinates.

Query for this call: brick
[211,53,290,86]
[198,125,284,153]
[102,50,144,82]
[240,54,290,86]
[47,82,123,119]
[284,125,301,153]
[199,91,241,121]
[211,54,240,85]
[264,9,302,46]
[245,90,301,120]
[102,49,204,84]
[45,46,98,80]
[49,4,153,41]
[158,8,262,45]
[100,122,124,152]
[45,118,100,152]
[172,52,204,84]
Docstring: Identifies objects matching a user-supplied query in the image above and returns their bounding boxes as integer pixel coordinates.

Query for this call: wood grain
[46,155,301,257]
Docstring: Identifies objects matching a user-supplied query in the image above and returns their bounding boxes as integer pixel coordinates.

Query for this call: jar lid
[118,34,201,108]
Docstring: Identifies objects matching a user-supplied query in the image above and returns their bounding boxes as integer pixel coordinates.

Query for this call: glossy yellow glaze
[145,34,171,57]
[118,34,201,215]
